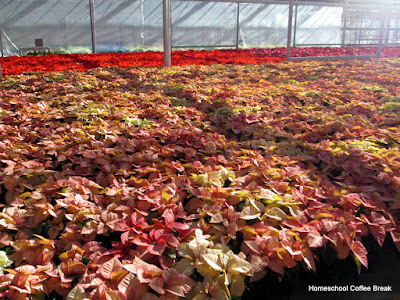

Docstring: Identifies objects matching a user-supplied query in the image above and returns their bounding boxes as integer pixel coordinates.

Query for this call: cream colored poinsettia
[0,251,13,274]
[176,229,213,276]
[177,231,253,299]
[191,166,235,187]
[197,243,254,298]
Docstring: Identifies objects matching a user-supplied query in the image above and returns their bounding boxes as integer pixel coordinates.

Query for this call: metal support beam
[286,0,293,60]
[0,30,3,57]
[293,0,298,48]
[236,3,240,49]
[377,1,386,58]
[163,0,172,67]
[385,9,390,44]
[89,0,96,54]
[341,0,348,47]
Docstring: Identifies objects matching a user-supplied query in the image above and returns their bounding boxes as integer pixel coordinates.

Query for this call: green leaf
[353,255,362,275]
[82,256,90,265]
[78,219,91,228]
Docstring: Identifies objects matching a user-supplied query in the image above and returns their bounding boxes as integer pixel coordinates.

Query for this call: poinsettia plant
[0,56,399,299]
[1,46,400,75]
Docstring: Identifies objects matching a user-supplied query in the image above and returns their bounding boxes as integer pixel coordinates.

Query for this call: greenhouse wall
[171,1,238,48]
[93,0,163,52]
[0,0,92,55]
[239,3,288,47]
[292,5,342,46]
[0,0,399,57]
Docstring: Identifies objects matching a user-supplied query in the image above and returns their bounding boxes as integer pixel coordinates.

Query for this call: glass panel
[94,0,163,53]
[294,5,342,46]
[239,4,289,48]
[171,1,237,48]
[0,0,92,54]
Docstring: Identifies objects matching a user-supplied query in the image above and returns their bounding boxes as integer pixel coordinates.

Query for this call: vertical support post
[89,0,96,54]
[236,2,240,49]
[341,0,348,47]
[377,0,386,58]
[163,0,172,67]
[293,0,298,48]
[0,29,4,57]
[384,0,390,44]
[286,0,293,60]
[385,17,390,45]
[358,15,362,45]
[65,16,69,49]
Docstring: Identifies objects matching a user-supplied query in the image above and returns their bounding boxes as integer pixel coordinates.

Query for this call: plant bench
[19,46,51,56]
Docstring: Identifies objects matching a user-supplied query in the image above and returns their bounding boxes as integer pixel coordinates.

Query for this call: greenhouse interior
[1,1,400,300]
[1,0,400,58]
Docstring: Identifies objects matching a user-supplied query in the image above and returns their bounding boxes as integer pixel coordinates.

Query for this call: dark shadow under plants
[242,235,400,300]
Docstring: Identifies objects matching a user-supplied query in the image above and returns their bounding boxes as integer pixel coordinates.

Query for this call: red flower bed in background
[1,46,400,76]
